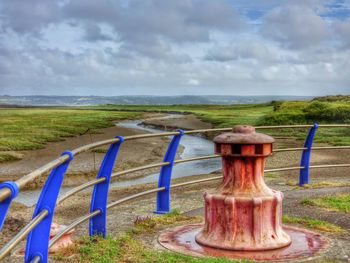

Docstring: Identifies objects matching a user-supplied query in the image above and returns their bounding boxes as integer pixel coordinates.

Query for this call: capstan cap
[214,125,275,144]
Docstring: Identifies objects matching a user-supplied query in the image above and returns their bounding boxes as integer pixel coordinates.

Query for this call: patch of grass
[282,215,344,233]
[0,153,22,163]
[77,235,248,263]
[56,210,250,263]
[264,172,279,178]
[294,182,350,190]
[131,209,201,234]
[91,148,108,153]
[0,108,142,151]
[301,195,350,213]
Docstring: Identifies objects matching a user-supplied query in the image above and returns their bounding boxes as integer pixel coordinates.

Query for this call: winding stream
[16,115,221,207]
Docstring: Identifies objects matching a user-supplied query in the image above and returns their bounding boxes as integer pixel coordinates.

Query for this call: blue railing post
[0,182,19,230]
[25,151,73,263]
[299,123,318,186]
[90,136,124,237]
[155,130,184,214]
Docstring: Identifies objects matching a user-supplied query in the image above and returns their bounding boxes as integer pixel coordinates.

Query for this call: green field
[0,96,349,163]
[94,96,350,145]
[0,108,141,155]
[302,195,350,213]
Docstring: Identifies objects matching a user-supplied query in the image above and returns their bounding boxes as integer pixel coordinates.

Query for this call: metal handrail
[273,147,307,152]
[49,162,350,250]
[174,155,220,164]
[57,178,106,204]
[312,146,350,150]
[57,162,169,204]
[1,124,349,202]
[265,166,304,172]
[0,209,49,261]
[48,210,101,248]
[111,162,170,179]
[55,146,350,205]
[310,164,350,169]
[50,187,165,248]
[2,162,350,260]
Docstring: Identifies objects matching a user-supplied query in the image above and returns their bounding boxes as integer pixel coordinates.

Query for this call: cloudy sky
[0,0,349,96]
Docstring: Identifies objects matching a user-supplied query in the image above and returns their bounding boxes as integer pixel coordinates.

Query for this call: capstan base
[158,224,328,262]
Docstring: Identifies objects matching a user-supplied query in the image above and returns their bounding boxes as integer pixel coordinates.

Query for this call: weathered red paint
[14,223,74,257]
[195,125,291,250]
[159,224,328,262]
[49,222,75,253]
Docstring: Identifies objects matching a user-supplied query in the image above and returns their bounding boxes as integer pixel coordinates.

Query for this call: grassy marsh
[96,97,350,145]
[282,215,344,233]
[55,210,249,263]
[301,195,350,213]
[0,108,141,151]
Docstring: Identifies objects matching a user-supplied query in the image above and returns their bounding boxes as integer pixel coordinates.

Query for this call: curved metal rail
[50,187,165,248]
[58,145,350,204]
[0,210,49,261]
[1,161,350,260]
[310,164,350,169]
[47,161,350,252]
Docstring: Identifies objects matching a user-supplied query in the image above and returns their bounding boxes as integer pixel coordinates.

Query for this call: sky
[0,0,350,96]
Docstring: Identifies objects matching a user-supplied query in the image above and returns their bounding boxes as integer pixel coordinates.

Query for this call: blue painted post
[90,136,124,237]
[0,182,19,230]
[299,123,318,186]
[25,151,73,263]
[155,130,184,214]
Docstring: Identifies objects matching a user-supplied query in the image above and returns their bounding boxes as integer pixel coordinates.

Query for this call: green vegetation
[301,195,350,213]
[96,96,350,145]
[55,210,250,263]
[0,95,348,160]
[282,215,344,233]
[258,98,350,145]
[260,99,350,125]
[96,103,273,127]
[0,153,22,163]
[293,181,350,190]
[0,108,141,151]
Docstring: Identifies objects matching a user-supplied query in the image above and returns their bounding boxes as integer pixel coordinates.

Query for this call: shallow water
[16,116,221,207]
[111,118,221,188]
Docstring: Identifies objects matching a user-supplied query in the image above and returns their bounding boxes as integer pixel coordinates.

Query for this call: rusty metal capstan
[195,125,291,250]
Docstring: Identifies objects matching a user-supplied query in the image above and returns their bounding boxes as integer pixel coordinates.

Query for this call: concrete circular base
[158,224,329,262]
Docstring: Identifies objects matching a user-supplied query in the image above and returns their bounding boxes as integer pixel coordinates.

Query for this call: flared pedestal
[195,191,291,250]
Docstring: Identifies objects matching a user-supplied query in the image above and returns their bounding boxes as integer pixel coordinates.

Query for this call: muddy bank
[0,113,173,187]
[142,114,212,131]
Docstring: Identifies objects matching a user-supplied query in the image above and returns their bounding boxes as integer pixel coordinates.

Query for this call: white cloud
[261,5,329,49]
[0,0,349,96]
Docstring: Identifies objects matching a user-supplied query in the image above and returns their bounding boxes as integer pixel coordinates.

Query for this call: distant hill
[312,95,350,102]
[0,95,313,106]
